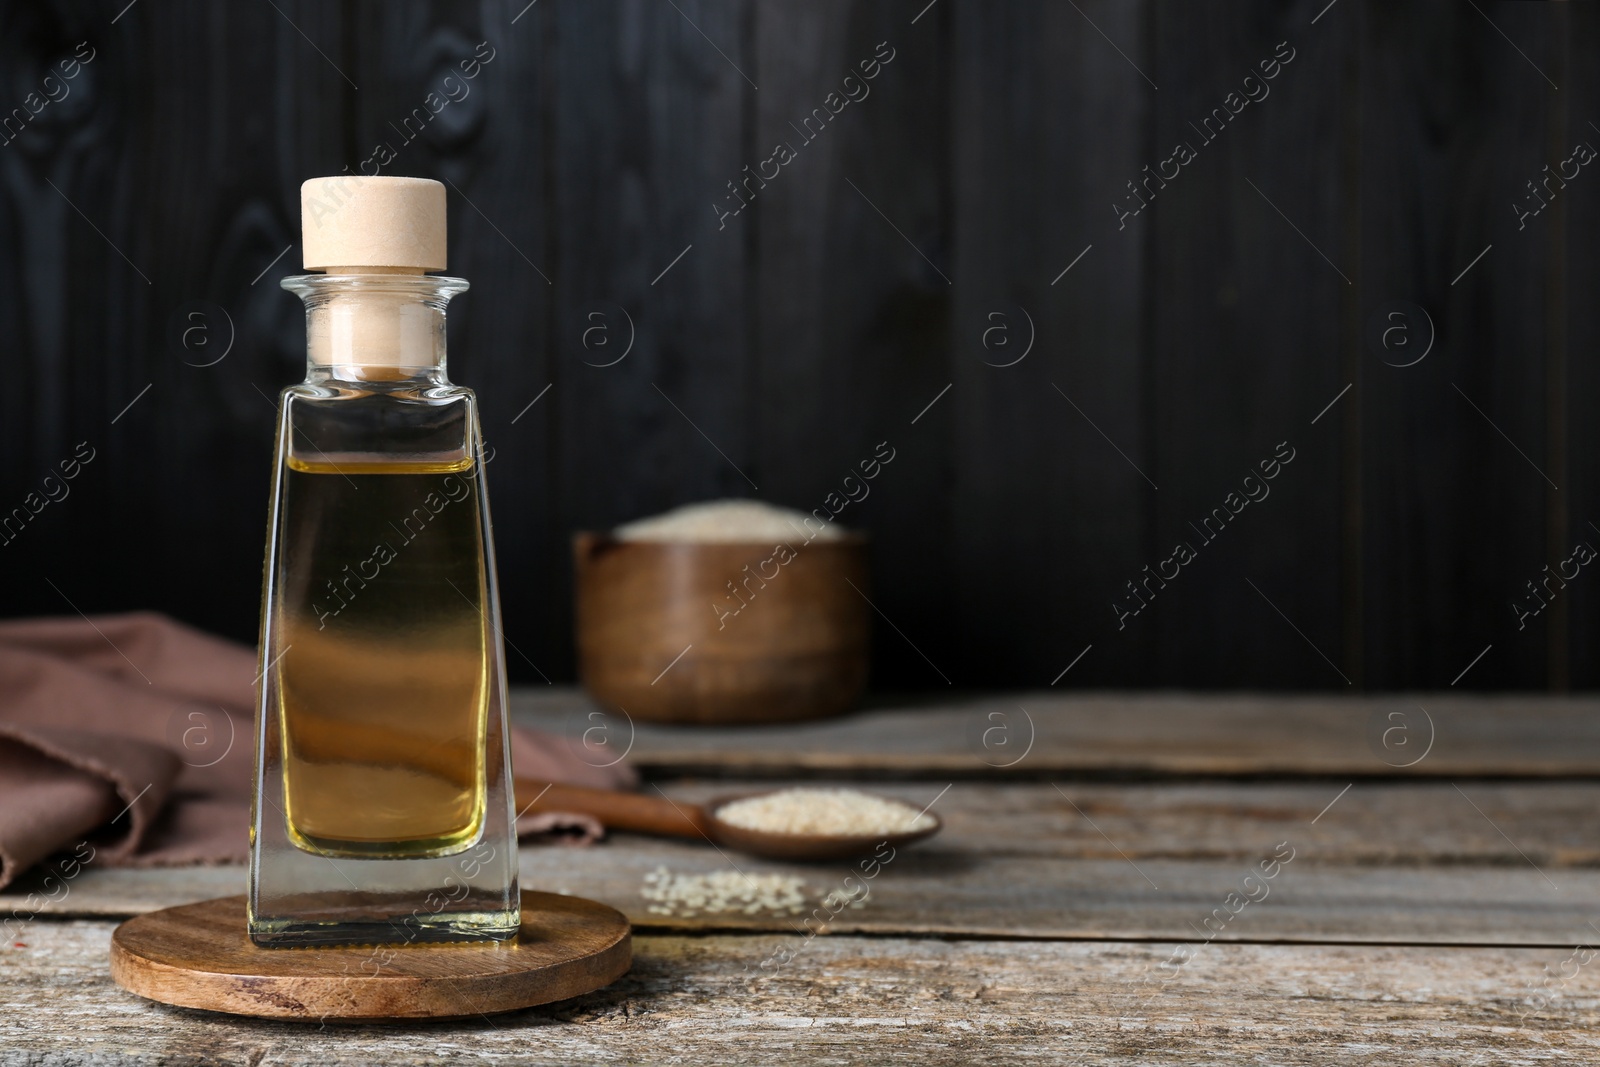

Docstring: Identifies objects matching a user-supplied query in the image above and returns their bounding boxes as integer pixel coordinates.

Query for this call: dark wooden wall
[0,0,1592,691]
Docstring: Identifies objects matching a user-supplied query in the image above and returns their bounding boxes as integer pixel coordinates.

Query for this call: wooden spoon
[514,780,941,862]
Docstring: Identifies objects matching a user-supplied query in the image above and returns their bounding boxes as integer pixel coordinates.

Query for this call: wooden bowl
[573,531,870,724]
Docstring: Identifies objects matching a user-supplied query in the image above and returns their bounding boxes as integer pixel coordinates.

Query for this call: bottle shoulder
[279,381,479,462]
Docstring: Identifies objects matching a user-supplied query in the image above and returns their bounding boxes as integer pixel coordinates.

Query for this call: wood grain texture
[548,0,754,591]
[513,687,1600,777]
[1145,0,1349,689]
[1357,0,1558,690]
[11,922,1600,1064]
[949,0,1154,690]
[136,842,1600,947]
[0,1,1587,692]
[751,1,954,686]
[18,778,1600,945]
[107,892,630,1021]
[1561,1,1600,691]
[0,0,343,637]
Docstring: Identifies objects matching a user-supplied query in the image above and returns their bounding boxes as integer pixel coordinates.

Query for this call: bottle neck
[282,273,468,380]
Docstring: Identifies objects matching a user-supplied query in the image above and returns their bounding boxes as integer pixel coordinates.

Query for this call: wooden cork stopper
[300,176,446,273]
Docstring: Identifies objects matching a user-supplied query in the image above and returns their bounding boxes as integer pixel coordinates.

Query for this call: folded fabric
[0,613,633,890]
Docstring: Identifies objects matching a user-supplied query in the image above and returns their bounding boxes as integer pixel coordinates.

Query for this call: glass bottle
[248,177,520,946]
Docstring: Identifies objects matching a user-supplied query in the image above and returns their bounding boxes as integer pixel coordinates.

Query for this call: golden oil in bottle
[277,456,488,858]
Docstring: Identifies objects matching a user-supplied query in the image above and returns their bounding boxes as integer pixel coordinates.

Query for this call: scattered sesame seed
[639,866,809,918]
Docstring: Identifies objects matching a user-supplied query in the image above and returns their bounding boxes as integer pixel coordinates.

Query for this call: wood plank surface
[548,0,755,523]
[1562,0,1600,691]
[1358,0,1559,690]
[0,2,1586,695]
[1145,0,1349,689]
[753,0,954,686]
[12,779,1600,946]
[1,0,346,636]
[19,841,1600,947]
[948,0,1155,689]
[6,921,1600,1064]
[513,687,1600,777]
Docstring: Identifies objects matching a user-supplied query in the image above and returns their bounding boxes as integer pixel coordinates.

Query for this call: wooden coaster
[109,892,631,1021]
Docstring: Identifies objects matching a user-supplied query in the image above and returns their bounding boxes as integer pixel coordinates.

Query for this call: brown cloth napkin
[0,613,634,890]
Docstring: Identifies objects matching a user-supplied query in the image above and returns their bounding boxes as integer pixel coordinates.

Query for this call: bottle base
[248,908,521,948]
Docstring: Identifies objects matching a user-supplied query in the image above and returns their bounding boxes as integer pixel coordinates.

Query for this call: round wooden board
[109,892,631,1021]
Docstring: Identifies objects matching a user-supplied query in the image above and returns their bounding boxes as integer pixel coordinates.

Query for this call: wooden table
[5,689,1600,1063]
